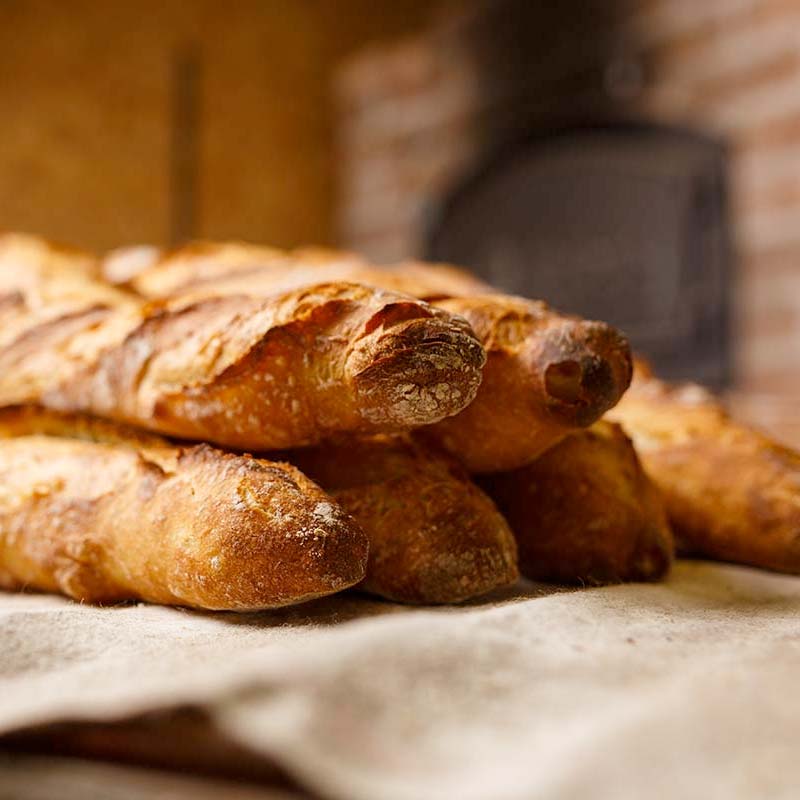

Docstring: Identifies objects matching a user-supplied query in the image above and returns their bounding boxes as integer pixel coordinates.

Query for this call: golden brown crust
[424,295,633,472]
[128,240,287,296]
[0,247,485,448]
[0,232,99,280]
[0,406,369,609]
[608,373,800,574]
[480,421,674,585]
[129,241,491,302]
[126,242,633,472]
[102,244,163,285]
[280,435,519,603]
[379,260,494,300]
[162,259,491,305]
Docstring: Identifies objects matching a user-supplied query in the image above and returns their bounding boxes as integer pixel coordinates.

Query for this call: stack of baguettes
[0,233,797,611]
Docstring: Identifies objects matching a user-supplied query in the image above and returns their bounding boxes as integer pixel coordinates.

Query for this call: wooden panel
[197,1,331,246]
[0,0,171,251]
[0,0,434,253]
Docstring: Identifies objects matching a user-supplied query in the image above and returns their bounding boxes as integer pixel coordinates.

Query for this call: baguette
[281,435,519,603]
[102,244,163,285]
[0,231,98,280]
[129,241,491,301]
[608,369,800,574]
[422,294,633,472]
[0,244,485,449]
[480,421,674,585]
[127,240,287,295]
[126,242,633,472]
[0,406,369,609]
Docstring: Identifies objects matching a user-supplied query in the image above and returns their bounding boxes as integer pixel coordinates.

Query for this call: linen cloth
[2,561,799,800]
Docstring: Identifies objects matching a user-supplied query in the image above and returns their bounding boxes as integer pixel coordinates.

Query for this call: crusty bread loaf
[0,243,485,449]
[608,370,800,575]
[281,435,519,603]
[421,294,633,472]
[0,406,369,609]
[129,241,491,302]
[0,232,98,280]
[480,421,674,585]
[102,244,163,285]
[126,240,286,295]
[125,241,633,472]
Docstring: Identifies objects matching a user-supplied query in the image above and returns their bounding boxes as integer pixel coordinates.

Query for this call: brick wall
[334,0,800,426]
[621,0,800,401]
[335,25,483,262]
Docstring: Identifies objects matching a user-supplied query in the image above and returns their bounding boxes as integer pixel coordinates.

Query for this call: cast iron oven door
[427,124,733,389]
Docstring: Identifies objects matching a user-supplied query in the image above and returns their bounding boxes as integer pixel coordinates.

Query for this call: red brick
[333,0,800,393]
[626,0,760,52]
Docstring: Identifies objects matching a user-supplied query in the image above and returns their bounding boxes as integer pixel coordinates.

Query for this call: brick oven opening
[336,0,800,435]
[427,123,733,389]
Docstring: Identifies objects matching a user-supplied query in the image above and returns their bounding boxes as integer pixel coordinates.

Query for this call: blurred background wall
[0,0,433,250]
[0,0,797,438]
[335,0,800,437]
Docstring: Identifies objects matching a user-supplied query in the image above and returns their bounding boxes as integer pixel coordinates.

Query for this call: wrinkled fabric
[2,562,799,800]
